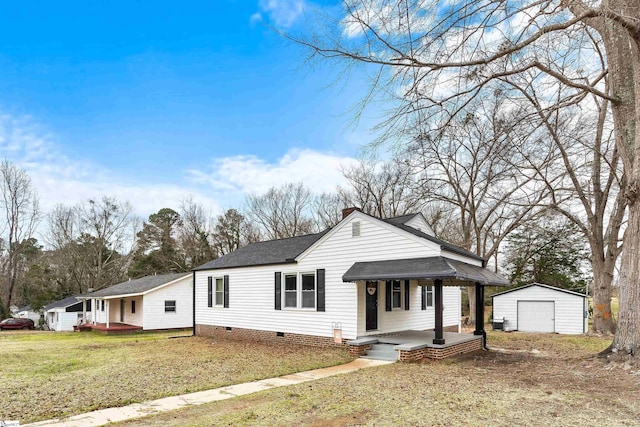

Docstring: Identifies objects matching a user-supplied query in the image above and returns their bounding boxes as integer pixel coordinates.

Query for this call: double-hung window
[425,286,433,307]
[301,273,316,308]
[284,274,297,308]
[392,280,402,309]
[283,272,316,309]
[165,300,176,313]
[215,278,224,306]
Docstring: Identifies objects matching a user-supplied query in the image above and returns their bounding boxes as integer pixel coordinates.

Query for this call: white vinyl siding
[195,213,464,340]
[492,284,587,334]
[356,280,461,336]
[142,276,193,330]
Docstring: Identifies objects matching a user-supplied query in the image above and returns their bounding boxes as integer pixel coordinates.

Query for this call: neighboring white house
[491,283,588,334]
[193,209,508,349]
[14,305,42,324]
[43,297,89,331]
[78,273,193,330]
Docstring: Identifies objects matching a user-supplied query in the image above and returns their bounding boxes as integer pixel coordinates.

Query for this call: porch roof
[342,256,510,286]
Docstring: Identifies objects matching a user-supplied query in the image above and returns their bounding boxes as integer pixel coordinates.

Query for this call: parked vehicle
[0,317,35,330]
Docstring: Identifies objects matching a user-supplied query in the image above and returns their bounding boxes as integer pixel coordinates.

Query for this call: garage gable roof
[491,283,587,298]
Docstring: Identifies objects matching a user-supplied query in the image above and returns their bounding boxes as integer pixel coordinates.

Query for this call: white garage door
[517,301,555,332]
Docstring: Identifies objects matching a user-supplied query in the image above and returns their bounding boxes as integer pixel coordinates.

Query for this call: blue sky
[0,1,378,217]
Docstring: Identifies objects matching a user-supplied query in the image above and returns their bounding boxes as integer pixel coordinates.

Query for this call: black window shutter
[385,281,392,312]
[316,269,325,312]
[275,272,282,310]
[207,277,213,308]
[223,275,229,308]
[404,280,410,310]
[421,286,426,310]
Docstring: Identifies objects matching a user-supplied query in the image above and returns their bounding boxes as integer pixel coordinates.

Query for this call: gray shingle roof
[342,256,509,286]
[43,296,81,311]
[193,231,330,271]
[193,212,483,272]
[81,273,190,298]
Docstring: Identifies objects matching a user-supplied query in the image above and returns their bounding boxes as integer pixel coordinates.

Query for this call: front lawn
[0,331,352,423]
[119,332,640,426]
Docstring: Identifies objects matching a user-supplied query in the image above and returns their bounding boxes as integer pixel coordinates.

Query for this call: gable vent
[352,221,361,237]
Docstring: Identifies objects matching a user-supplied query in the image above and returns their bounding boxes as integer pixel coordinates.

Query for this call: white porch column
[106,300,110,328]
[82,300,87,325]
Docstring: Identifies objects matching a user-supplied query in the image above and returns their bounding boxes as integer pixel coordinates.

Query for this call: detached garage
[491,283,588,334]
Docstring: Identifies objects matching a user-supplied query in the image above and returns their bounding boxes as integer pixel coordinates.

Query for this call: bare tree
[294,0,640,357]
[339,156,426,218]
[46,197,137,292]
[246,183,314,240]
[0,160,40,311]
[211,208,261,256]
[178,197,216,268]
[507,70,625,334]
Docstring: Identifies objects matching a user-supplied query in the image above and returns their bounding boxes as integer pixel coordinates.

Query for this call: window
[392,280,402,309]
[301,273,316,308]
[215,278,224,306]
[352,221,361,237]
[282,272,316,309]
[131,300,136,314]
[284,274,297,308]
[426,286,433,307]
[165,300,176,313]
[101,300,105,311]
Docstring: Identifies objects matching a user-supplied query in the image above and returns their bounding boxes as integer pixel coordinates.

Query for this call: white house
[78,273,193,331]
[193,209,508,360]
[491,283,588,334]
[43,296,89,331]
[14,305,42,324]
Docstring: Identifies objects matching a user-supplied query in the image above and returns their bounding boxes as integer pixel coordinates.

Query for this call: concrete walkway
[25,358,392,427]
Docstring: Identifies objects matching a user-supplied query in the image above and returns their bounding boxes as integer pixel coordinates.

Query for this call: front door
[366,281,378,331]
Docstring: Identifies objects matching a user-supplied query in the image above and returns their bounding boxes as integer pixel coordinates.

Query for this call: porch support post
[82,299,86,325]
[433,279,445,345]
[474,282,486,348]
[106,300,110,329]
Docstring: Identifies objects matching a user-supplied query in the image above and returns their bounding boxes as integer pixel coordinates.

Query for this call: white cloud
[188,148,358,195]
[0,112,359,229]
[253,0,306,28]
[0,113,222,221]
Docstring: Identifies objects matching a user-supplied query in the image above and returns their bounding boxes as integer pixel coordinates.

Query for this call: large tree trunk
[591,257,616,334]
[596,0,640,356]
[612,204,640,354]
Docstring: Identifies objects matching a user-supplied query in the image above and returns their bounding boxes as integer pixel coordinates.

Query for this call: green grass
[0,331,352,423]
[118,332,640,427]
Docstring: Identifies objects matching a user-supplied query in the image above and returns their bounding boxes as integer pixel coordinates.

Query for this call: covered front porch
[348,330,483,361]
[343,256,509,360]
[76,295,144,332]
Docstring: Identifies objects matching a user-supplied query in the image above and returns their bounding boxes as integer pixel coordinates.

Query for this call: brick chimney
[341,207,361,219]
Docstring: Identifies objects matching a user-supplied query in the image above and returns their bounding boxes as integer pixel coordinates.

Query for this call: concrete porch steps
[362,343,398,361]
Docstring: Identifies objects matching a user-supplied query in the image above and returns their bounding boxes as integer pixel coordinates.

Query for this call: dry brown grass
[0,330,352,423]
[119,331,640,427]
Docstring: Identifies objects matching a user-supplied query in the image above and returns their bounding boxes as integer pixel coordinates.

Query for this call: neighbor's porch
[77,295,144,332]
